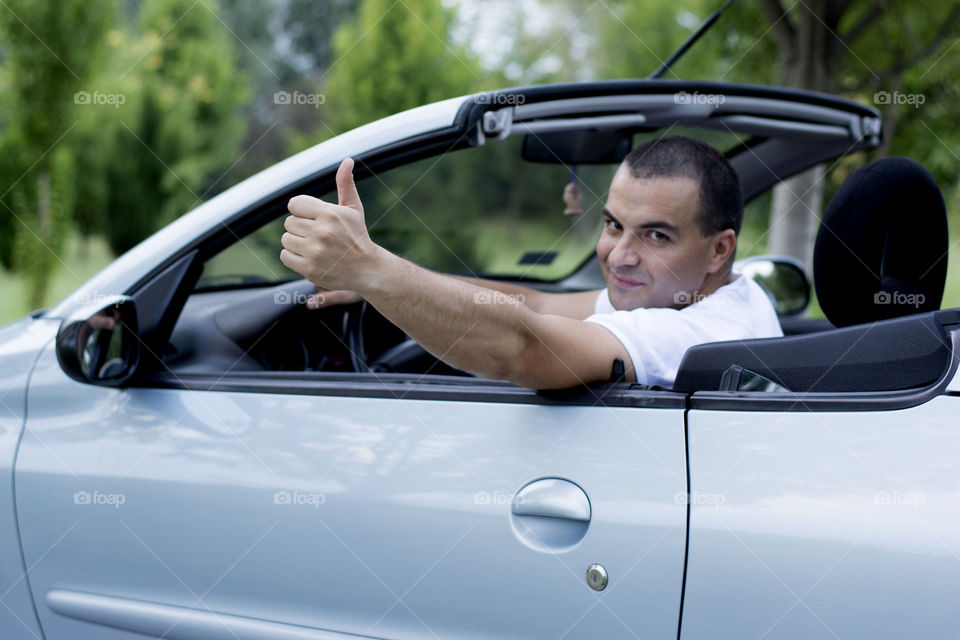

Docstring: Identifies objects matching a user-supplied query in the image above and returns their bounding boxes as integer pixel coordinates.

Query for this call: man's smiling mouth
[612,273,644,288]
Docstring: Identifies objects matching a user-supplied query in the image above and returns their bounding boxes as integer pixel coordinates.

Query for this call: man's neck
[698,268,734,299]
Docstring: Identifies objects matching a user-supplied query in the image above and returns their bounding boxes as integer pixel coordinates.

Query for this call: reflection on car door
[16,343,688,640]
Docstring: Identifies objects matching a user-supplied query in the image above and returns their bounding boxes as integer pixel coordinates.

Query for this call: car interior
[140,86,957,404]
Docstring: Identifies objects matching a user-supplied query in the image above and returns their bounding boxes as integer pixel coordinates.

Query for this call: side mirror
[55,297,140,386]
[736,255,810,316]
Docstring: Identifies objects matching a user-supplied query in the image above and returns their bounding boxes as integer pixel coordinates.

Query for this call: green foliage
[99,0,251,255]
[476,0,776,86]
[282,0,362,80]
[0,0,115,306]
[851,0,960,187]
[324,0,484,133]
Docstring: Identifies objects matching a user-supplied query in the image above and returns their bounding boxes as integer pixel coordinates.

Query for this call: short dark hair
[621,136,743,237]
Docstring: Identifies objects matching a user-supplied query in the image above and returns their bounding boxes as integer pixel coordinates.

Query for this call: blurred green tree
[100,0,251,255]
[0,0,116,306]
[324,0,483,133]
[211,0,361,183]
[756,0,960,267]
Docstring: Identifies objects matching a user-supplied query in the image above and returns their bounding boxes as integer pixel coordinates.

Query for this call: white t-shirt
[584,273,783,388]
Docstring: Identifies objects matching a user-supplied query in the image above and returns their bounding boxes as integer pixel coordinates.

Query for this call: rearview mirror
[56,297,140,386]
[736,255,810,316]
[522,130,632,164]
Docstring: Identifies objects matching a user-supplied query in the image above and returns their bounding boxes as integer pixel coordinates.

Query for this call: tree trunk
[768,164,825,267]
[874,75,903,160]
[763,0,842,270]
[28,170,53,309]
[37,170,51,236]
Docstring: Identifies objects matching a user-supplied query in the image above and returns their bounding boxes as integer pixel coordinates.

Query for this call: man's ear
[708,229,737,273]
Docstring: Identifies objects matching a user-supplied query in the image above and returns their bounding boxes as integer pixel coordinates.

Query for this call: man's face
[596,169,722,311]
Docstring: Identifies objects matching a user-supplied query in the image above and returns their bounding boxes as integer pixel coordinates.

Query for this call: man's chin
[609,293,648,311]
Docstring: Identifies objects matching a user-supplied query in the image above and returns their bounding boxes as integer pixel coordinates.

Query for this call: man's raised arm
[447,276,601,320]
[307,267,600,321]
[280,158,631,389]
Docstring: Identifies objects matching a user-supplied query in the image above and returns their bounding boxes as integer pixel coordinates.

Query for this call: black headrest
[813,157,947,327]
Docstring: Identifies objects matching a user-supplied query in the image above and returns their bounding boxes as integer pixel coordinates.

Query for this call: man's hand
[280,158,381,292]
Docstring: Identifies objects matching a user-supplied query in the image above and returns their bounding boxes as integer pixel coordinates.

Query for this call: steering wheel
[342,300,430,373]
[342,300,369,372]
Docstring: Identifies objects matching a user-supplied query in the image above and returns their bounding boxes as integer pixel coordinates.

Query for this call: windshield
[196,128,749,289]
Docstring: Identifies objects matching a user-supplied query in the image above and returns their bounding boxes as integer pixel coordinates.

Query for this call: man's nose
[608,234,640,268]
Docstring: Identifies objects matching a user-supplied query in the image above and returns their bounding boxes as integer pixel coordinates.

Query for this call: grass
[941,217,960,309]
[0,234,115,325]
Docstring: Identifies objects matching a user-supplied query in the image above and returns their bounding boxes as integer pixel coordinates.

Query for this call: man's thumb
[336,157,361,210]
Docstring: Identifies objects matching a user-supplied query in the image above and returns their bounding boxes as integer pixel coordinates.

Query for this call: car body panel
[947,368,960,392]
[681,395,960,639]
[18,341,688,639]
[0,316,59,640]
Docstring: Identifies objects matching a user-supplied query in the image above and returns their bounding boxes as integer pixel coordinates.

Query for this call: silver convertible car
[1,79,958,640]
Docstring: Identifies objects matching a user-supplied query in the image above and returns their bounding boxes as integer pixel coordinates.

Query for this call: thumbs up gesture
[280,158,380,292]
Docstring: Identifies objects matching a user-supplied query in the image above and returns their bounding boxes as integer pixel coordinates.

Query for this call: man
[280,136,782,389]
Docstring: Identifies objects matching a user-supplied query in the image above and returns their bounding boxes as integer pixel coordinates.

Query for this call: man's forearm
[356,249,535,381]
[450,275,600,319]
[449,275,545,311]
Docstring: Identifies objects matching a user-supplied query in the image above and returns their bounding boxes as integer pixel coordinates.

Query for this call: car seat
[813,156,947,327]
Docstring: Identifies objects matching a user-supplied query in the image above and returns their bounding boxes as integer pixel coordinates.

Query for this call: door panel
[682,396,960,639]
[17,343,688,639]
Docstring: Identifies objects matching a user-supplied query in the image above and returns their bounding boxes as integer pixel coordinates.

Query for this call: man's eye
[604,219,622,232]
[648,230,670,243]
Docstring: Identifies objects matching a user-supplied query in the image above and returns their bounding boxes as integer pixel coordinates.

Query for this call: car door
[16,328,688,640]
[680,331,960,639]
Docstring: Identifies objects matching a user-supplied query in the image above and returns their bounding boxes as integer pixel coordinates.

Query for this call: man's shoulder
[713,272,784,337]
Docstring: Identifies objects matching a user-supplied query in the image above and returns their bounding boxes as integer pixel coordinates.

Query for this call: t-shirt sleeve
[585,309,688,387]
